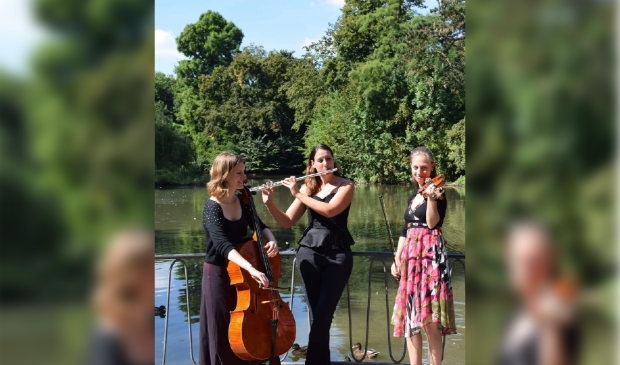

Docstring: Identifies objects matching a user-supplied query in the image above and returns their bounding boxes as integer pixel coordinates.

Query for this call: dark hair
[410,146,437,188]
[304,144,341,196]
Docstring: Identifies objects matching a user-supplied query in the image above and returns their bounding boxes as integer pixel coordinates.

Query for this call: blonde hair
[304,144,341,197]
[207,152,245,198]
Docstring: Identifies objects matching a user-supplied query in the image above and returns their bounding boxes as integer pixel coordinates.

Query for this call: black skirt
[199,263,264,365]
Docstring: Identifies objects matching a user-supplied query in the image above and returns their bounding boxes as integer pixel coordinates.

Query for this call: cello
[227,182,296,363]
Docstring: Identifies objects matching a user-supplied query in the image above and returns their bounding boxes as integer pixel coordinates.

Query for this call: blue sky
[155,0,438,76]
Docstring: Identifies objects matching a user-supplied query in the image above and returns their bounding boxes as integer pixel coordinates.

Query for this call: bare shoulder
[336,178,354,192]
[339,178,354,188]
[300,184,309,195]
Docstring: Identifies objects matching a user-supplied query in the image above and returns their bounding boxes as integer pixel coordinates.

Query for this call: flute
[249,168,338,192]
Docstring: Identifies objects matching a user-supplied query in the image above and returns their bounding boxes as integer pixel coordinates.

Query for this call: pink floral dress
[392,192,457,337]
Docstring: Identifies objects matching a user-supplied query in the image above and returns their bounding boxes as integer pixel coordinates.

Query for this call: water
[155,180,465,364]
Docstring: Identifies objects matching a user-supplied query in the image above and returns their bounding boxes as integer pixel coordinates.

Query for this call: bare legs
[406,334,423,365]
[406,321,443,365]
[425,322,443,365]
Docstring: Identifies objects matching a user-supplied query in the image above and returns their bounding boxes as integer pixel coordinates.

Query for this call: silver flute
[249,168,338,192]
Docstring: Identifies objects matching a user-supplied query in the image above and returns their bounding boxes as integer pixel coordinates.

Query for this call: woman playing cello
[200,152,278,365]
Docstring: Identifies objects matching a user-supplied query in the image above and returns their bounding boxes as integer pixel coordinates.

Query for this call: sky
[155,0,438,76]
[0,0,437,76]
[0,0,48,75]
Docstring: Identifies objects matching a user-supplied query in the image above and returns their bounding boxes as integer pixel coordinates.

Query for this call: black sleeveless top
[297,186,355,249]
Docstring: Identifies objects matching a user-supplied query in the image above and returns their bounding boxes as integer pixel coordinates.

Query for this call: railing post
[160,258,197,365]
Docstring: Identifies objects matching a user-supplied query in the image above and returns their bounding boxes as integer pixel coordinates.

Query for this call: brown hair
[410,146,437,188]
[304,144,341,196]
[207,152,245,198]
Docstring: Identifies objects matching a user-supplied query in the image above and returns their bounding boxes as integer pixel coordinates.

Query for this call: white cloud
[0,0,45,36]
[324,0,345,7]
[297,37,318,56]
[0,0,48,74]
[302,37,318,48]
[155,29,186,59]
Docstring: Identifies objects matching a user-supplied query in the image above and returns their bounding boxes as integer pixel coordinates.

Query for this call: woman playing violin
[391,146,457,365]
[261,144,355,365]
[200,152,278,365]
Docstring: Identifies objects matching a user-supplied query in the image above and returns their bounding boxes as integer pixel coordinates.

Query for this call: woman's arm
[203,202,270,287]
[240,200,279,257]
[391,236,407,279]
[424,185,440,229]
[394,236,406,259]
[282,177,354,218]
[262,185,307,228]
[261,228,278,257]
[226,250,270,287]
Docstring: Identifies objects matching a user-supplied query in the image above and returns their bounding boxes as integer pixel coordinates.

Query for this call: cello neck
[241,185,274,282]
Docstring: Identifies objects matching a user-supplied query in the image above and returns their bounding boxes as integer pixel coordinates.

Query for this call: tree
[299,0,465,183]
[173,11,244,168]
[175,11,243,88]
[155,72,177,122]
[156,2,465,184]
[190,48,305,172]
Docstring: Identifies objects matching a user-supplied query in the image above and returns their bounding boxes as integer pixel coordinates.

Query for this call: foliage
[187,47,305,172]
[1,0,154,308]
[155,102,194,170]
[175,10,243,89]
[302,0,465,183]
[155,72,177,122]
[159,2,465,184]
[466,0,613,362]
[446,118,465,173]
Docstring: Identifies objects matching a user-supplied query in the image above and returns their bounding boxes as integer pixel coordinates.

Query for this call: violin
[227,182,296,363]
[418,174,446,200]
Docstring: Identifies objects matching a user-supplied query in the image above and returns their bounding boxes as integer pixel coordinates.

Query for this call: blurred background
[0,0,617,364]
[467,0,616,363]
[0,0,153,364]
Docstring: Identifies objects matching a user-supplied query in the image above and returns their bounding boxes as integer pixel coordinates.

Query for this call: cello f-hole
[255,293,259,312]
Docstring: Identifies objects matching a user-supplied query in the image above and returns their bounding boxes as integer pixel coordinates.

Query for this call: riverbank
[155,173,465,189]
[156,165,465,188]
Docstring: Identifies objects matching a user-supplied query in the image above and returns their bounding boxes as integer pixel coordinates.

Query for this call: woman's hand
[264,241,278,258]
[391,261,401,281]
[281,177,300,197]
[425,184,436,200]
[261,183,275,205]
[247,267,270,288]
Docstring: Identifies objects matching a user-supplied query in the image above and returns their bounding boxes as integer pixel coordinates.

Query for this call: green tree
[174,11,244,168]
[155,72,177,122]
[175,11,243,88]
[156,1,465,184]
[300,0,464,183]
[191,47,304,172]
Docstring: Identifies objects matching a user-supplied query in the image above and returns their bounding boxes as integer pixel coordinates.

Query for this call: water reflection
[155,182,465,364]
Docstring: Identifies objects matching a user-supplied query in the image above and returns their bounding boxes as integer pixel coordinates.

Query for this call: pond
[155,180,465,364]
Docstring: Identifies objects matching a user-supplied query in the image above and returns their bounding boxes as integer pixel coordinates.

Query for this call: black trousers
[296,245,353,365]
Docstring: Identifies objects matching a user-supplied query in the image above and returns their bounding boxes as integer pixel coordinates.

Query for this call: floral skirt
[392,227,457,337]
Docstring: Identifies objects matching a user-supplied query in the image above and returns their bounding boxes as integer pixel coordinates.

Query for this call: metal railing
[156,251,465,365]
